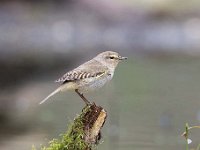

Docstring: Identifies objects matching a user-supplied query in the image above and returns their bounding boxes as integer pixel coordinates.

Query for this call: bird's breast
[77,72,113,93]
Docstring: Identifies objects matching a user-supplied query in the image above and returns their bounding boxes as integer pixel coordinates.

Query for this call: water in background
[1,1,200,150]
[1,55,200,150]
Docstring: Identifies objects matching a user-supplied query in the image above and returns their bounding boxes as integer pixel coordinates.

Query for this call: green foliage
[182,123,200,150]
[35,105,91,150]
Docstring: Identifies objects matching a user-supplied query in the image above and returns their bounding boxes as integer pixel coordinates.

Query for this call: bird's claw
[86,101,96,106]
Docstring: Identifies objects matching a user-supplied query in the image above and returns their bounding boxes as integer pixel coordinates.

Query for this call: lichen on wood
[34,103,107,150]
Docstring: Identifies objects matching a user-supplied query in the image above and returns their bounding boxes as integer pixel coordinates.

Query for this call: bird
[39,51,127,105]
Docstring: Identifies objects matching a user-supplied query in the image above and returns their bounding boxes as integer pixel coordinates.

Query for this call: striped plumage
[55,71,92,83]
[55,70,105,83]
[55,58,109,84]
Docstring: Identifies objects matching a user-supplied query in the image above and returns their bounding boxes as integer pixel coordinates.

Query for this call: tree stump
[36,103,107,150]
[83,103,107,146]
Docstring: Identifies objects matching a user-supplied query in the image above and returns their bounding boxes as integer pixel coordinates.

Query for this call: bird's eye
[109,56,115,59]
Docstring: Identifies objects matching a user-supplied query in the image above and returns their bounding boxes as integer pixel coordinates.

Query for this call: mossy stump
[38,103,107,150]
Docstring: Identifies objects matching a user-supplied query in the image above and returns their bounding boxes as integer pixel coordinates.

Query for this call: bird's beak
[119,56,128,60]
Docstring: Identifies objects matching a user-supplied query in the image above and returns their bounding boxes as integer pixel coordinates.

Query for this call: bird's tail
[39,86,62,105]
[39,82,76,105]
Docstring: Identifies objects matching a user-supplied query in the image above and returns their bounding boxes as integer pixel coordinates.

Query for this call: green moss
[37,105,91,150]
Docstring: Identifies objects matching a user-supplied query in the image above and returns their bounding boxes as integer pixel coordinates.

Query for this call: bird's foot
[86,101,96,106]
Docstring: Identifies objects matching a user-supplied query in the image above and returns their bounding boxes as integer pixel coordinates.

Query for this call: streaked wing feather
[55,59,108,84]
[55,71,105,83]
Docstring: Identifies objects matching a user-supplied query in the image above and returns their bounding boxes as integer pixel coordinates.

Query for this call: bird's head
[95,51,127,69]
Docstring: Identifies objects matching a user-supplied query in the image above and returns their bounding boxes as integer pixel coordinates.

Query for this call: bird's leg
[75,89,91,105]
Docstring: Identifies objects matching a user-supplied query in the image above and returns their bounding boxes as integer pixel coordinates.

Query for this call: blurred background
[1,0,200,149]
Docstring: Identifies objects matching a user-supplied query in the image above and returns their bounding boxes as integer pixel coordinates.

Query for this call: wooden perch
[35,103,107,150]
[83,104,107,145]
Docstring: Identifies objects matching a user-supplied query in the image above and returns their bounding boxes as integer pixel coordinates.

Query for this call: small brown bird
[39,51,127,105]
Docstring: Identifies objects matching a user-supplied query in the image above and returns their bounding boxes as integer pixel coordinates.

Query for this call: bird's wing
[55,59,108,84]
